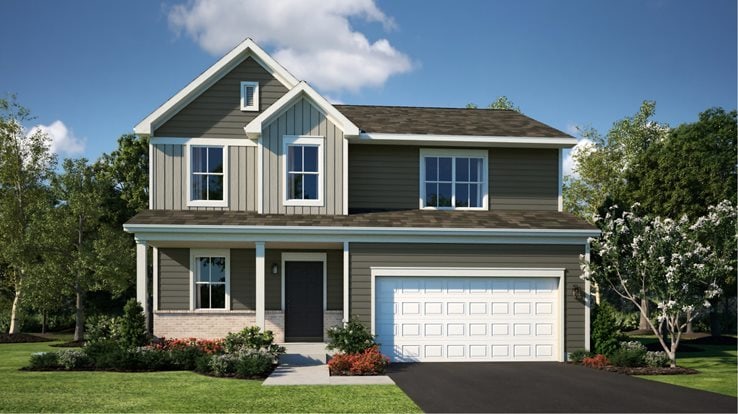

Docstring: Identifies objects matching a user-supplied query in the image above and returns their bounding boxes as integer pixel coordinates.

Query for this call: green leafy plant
[568,349,593,363]
[223,326,284,360]
[56,349,92,370]
[326,318,376,354]
[119,299,148,349]
[85,314,120,344]
[591,301,621,357]
[28,352,60,369]
[644,351,670,368]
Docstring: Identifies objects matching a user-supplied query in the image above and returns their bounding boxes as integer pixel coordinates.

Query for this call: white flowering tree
[582,202,732,367]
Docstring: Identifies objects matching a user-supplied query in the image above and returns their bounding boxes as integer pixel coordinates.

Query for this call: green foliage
[591,302,621,357]
[84,314,120,344]
[644,351,670,368]
[568,349,593,363]
[488,96,521,112]
[119,299,148,349]
[326,318,376,354]
[609,341,647,367]
[206,351,274,378]
[56,349,92,370]
[612,310,640,331]
[223,326,284,359]
[28,352,60,369]
[97,134,149,219]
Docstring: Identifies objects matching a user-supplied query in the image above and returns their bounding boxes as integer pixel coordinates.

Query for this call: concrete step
[279,342,329,366]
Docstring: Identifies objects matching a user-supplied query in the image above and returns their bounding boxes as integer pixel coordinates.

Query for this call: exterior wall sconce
[572,285,583,301]
[271,263,279,275]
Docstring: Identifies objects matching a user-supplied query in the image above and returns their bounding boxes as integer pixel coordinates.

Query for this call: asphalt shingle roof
[334,105,571,138]
[126,209,595,231]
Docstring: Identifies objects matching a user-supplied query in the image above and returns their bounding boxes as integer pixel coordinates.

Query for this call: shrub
[29,352,60,369]
[568,349,593,363]
[326,318,376,354]
[612,310,640,331]
[57,349,92,369]
[591,301,621,357]
[582,354,609,369]
[608,341,647,367]
[234,352,274,377]
[85,314,120,344]
[119,299,149,349]
[328,345,389,376]
[644,351,670,368]
[151,337,224,354]
[223,327,284,360]
[208,354,237,376]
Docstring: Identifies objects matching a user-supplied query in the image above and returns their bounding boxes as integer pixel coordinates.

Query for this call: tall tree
[98,134,149,222]
[465,96,522,112]
[0,97,55,333]
[44,158,133,340]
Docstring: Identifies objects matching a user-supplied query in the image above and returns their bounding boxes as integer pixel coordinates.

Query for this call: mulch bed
[50,340,86,348]
[600,365,698,375]
[0,333,52,343]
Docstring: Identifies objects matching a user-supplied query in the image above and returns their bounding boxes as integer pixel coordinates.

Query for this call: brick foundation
[153,311,256,339]
[323,310,344,342]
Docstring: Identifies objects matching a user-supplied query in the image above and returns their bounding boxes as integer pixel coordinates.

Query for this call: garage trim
[370,266,567,362]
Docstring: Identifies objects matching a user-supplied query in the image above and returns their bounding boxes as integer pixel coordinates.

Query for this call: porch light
[572,285,583,301]
[271,263,279,275]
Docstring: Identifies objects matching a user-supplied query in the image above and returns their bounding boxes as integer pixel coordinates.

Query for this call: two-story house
[124,39,599,362]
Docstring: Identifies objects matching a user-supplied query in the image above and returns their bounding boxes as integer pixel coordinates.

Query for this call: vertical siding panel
[239,147,246,211]
[172,145,182,209]
[270,122,279,214]
[325,115,334,215]
[248,147,256,211]
[155,145,165,209]
[264,126,271,213]
[295,99,303,134]
[151,145,158,209]
[335,125,343,214]
[229,147,237,210]
[278,110,287,214]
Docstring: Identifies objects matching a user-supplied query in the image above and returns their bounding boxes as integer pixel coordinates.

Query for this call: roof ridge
[334,104,517,112]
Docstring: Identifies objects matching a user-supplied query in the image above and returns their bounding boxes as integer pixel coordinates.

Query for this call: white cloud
[562,138,594,178]
[168,0,413,93]
[28,120,85,155]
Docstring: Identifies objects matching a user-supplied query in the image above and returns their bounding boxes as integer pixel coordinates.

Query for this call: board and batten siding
[151,144,257,211]
[489,148,558,211]
[348,243,586,351]
[348,145,418,211]
[262,98,344,215]
[347,146,559,211]
[154,57,289,138]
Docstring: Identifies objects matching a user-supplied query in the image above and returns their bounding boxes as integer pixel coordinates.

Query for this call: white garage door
[375,276,561,362]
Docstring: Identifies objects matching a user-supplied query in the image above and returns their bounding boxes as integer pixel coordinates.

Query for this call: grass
[0,339,420,413]
[635,339,737,398]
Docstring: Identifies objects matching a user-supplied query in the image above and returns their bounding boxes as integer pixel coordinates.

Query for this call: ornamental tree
[582,203,730,367]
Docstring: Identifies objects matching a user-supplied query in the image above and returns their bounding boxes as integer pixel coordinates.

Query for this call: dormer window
[419,148,488,210]
[240,81,259,111]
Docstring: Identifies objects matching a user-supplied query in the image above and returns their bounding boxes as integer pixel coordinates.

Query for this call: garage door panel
[376,276,559,362]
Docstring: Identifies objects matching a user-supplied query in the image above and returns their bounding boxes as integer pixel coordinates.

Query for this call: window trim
[186,143,229,208]
[240,81,259,111]
[189,249,231,311]
[282,135,325,207]
[418,148,489,210]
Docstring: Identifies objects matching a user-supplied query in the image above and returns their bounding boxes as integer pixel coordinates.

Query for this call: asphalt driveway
[387,362,737,413]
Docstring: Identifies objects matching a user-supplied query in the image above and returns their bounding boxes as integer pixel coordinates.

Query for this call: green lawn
[0,340,420,413]
[636,343,737,397]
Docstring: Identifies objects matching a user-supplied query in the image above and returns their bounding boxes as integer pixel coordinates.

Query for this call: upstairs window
[189,145,227,207]
[420,149,488,210]
[240,81,259,111]
[283,136,324,207]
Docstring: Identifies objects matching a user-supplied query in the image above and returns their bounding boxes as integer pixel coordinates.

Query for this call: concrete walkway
[263,363,395,386]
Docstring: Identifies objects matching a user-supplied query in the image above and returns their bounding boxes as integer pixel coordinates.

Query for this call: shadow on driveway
[387,362,737,413]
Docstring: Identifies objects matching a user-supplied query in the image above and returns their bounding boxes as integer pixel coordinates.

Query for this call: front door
[284,261,324,342]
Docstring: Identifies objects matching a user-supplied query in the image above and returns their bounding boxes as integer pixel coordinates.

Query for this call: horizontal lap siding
[151,144,256,211]
[349,243,585,351]
[348,145,418,211]
[154,57,288,138]
[158,248,190,310]
[262,98,344,215]
[490,148,558,210]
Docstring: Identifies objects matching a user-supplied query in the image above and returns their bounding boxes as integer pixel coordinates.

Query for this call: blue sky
[1,0,735,171]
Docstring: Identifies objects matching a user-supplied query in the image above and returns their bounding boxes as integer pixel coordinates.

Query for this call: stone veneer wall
[154,310,344,342]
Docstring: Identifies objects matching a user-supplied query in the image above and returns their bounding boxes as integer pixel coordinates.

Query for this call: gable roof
[335,105,571,138]
[243,81,360,139]
[134,38,299,135]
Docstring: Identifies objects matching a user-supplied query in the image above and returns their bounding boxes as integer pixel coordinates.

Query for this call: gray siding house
[124,39,598,362]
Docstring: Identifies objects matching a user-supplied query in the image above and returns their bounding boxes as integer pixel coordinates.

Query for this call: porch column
[136,241,148,314]
[343,241,350,323]
[255,241,265,329]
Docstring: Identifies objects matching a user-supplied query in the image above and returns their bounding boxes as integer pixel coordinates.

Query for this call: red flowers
[582,354,609,369]
[328,345,389,376]
[151,337,224,354]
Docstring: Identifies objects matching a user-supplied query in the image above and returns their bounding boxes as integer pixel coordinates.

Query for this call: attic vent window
[240,81,259,111]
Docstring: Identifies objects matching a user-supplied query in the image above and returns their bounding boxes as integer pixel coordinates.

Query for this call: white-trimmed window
[419,149,488,210]
[240,81,259,111]
[191,249,230,310]
[188,145,228,207]
[282,135,324,206]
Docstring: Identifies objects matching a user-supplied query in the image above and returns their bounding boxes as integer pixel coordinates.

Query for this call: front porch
[134,241,348,343]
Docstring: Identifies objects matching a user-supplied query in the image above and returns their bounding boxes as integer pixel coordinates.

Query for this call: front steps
[279,342,330,365]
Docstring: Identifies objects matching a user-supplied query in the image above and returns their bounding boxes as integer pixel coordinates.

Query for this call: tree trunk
[41,311,47,334]
[74,286,85,342]
[686,310,693,334]
[639,297,649,330]
[709,299,722,337]
[8,284,22,334]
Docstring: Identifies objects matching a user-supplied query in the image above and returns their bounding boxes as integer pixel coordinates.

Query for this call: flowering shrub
[204,350,274,378]
[326,318,376,354]
[644,351,670,368]
[57,349,92,369]
[151,337,224,354]
[223,327,284,360]
[582,354,609,369]
[328,345,389,376]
